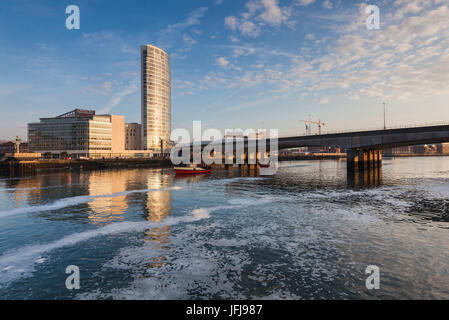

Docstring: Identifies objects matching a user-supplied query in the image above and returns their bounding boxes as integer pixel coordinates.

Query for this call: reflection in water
[87,171,134,223]
[174,173,208,183]
[142,172,173,271]
[143,172,172,222]
[347,165,383,189]
[1,158,449,299]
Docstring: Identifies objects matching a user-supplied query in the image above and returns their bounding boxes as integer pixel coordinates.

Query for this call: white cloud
[224,0,291,38]
[99,77,139,114]
[323,1,333,9]
[216,57,230,68]
[305,33,315,40]
[258,0,291,27]
[183,34,197,45]
[88,81,113,96]
[82,32,115,40]
[157,7,208,49]
[97,82,112,95]
[198,1,449,107]
[225,16,238,31]
[239,20,259,37]
[297,0,316,6]
[320,97,330,104]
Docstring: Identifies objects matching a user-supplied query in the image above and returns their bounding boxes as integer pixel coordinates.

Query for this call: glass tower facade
[28,109,112,152]
[141,44,171,152]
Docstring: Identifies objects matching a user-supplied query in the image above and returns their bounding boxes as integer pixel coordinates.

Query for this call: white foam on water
[0,182,275,290]
[419,179,449,199]
[191,208,211,220]
[36,257,46,264]
[75,196,279,299]
[77,232,250,300]
[228,196,275,207]
[0,186,182,219]
[0,208,207,288]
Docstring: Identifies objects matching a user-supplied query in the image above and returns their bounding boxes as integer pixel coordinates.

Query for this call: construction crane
[299,119,326,135]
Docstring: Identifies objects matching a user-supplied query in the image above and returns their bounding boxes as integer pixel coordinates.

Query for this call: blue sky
[1,0,449,140]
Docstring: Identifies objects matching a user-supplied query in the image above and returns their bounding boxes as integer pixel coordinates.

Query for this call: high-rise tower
[141,44,171,152]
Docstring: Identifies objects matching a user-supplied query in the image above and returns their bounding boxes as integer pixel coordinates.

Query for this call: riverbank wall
[0,158,172,176]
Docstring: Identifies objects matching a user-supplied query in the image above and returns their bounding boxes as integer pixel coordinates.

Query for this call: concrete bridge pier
[224,152,234,170]
[347,149,383,187]
[347,149,382,169]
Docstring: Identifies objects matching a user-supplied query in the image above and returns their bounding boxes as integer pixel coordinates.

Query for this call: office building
[141,44,171,152]
[125,123,142,150]
[28,109,125,157]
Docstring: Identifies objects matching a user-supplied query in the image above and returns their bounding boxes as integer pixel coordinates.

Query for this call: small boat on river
[174,164,212,175]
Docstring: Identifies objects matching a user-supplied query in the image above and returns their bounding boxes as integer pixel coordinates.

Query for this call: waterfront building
[141,44,171,152]
[437,143,449,154]
[383,143,449,156]
[28,109,125,158]
[413,144,437,154]
[383,146,414,156]
[0,141,28,155]
[125,123,142,150]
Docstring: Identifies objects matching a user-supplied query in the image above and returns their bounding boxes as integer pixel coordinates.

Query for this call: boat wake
[0,207,207,288]
[0,195,274,289]
[0,186,182,219]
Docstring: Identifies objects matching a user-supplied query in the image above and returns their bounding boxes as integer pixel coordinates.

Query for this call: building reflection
[86,170,137,223]
[142,172,172,221]
[142,172,173,270]
[5,171,78,207]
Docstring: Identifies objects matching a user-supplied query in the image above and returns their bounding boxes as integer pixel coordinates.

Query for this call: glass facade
[141,44,171,152]
[28,110,113,152]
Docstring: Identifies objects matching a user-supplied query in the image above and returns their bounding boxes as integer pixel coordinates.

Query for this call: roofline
[141,44,169,56]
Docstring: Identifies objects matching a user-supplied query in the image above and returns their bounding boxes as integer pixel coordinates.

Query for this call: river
[0,157,448,299]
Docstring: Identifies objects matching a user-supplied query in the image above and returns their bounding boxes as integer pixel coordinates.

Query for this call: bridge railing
[279,121,449,138]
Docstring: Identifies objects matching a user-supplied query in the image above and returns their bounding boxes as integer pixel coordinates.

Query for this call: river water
[0,157,448,299]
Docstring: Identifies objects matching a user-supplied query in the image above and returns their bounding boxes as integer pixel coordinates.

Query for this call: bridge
[277,124,449,167]
[183,124,449,178]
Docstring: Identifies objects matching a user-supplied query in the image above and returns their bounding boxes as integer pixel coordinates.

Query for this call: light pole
[383,102,386,130]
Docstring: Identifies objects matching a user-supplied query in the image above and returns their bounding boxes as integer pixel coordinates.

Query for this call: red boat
[174,165,212,175]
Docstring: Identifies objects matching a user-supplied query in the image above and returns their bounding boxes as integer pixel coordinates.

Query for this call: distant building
[0,141,15,155]
[28,109,125,158]
[0,141,28,155]
[125,123,142,150]
[307,146,328,153]
[437,143,449,154]
[383,146,414,156]
[141,44,171,152]
[384,143,449,156]
[413,144,437,154]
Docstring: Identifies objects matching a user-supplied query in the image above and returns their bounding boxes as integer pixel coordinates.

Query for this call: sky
[0,0,448,141]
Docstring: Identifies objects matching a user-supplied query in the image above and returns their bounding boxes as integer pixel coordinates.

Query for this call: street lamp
[383,102,386,130]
